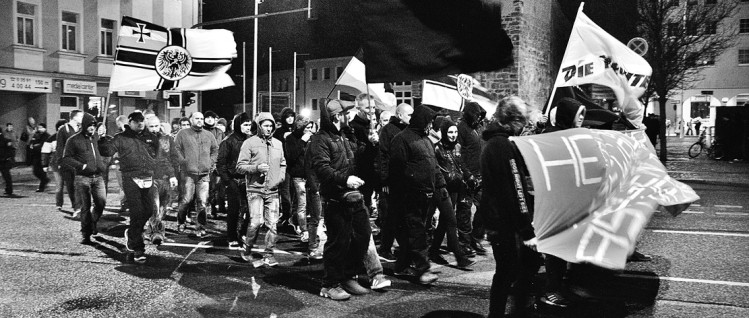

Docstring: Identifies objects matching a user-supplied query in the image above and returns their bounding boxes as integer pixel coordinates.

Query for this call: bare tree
[637,0,739,161]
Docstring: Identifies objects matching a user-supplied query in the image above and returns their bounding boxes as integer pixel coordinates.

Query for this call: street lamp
[293,52,311,111]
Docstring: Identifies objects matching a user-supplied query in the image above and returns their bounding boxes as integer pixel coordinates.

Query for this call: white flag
[334,56,395,111]
[109,16,237,92]
[550,10,652,126]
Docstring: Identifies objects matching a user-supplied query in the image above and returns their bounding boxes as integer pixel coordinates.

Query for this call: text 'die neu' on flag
[548,9,652,127]
[357,0,513,82]
[511,128,698,269]
[109,16,237,92]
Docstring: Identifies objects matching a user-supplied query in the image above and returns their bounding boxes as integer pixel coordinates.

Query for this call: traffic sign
[0,73,52,93]
[627,37,649,56]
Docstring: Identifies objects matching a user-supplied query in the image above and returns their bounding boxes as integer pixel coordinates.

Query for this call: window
[61,96,79,108]
[705,21,717,35]
[739,49,749,65]
[310,68,318,80]
[61,12,79,51]
[323,67,331,80]
[16,2,35,46]
[741,19,749,34]
[311,98,318,110]
[100,19,115,56]
[336,66,343,79]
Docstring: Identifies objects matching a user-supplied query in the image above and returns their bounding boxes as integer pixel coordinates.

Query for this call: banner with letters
[511,128,698,269]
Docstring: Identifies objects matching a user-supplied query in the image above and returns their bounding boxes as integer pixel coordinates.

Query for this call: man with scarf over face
[457,101,488,255]
[389,105,444,285]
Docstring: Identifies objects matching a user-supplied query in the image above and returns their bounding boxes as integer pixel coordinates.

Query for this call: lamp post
[293,52,310,111]
[252,0,260,117]
[269,46,272,112]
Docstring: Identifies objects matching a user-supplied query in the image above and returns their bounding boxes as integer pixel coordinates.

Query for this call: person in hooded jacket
[203,111,226,218]
[62,113,108,245]
[99,112,160,263]
[348,94,381,220]
[236,112,287,268]
[273,107,296,229]
[478,96,541,317]
[456,101,488,256]
[217,113,255,249]
[29,123,50,192]
[389,104,445,285]
[0,128,14,196]
[285,115,313,242]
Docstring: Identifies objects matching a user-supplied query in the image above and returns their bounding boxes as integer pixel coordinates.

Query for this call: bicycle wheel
[688,142,703,158]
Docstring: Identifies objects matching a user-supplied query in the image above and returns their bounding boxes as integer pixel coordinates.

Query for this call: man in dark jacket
[376,102,412,261]
[0,128,16,196]
[273,107,296,227]
[203,111,226,218]
[143,116,178,245]
[308,100,371,300]
[285,115,312,241]
[456,101,488,255]
[29,123,50,192]
[99,111,160,263]
[217,112,254,249]
[62,113,107,245]
[389,105,444,285]
[57,110,84,215]
[348,94,380,218]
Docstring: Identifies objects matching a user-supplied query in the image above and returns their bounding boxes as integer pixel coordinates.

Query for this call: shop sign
[118,91,146,98]
[0,73,52,93]
[63,80,97,95]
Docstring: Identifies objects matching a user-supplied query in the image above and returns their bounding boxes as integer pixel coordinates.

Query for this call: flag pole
[243,42,247,114]
[544,2,585,116]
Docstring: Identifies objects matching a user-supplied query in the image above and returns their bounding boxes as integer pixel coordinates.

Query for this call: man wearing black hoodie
[61,113,107,245]
[217,113,254,249]
[273,107,296,227]
[456,101,488,255]
[389,105,444,285]
[349,94,380,219]
[204,111,226,217]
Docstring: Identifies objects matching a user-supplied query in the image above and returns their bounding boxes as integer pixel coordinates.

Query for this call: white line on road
[160,242,307,256]
[681,210,704,214]
[618,274,749,288]
[715,205,744,209]
[716,212,749,216]
[652,229,749,237]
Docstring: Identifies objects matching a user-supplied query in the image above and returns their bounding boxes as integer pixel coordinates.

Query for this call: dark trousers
[488,236,541,317]
[378,191,398,252]
[76,175,106,236]
[428,189,467,262]
[544,254,567,293]
[278,173,292,221]
[31,155,49,188]
[122,175,157,252]
[61,168,80,210]
[322,198,371,288]
[225,178,249,242]
[393,191,432,274]
[456,187,483,247]
[1,165,12,194]
[306,180,324,251]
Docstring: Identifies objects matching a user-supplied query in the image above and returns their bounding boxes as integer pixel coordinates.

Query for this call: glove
[169,177,178,188]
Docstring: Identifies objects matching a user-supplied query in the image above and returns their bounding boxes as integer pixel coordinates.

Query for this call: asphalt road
[0,136,747,317]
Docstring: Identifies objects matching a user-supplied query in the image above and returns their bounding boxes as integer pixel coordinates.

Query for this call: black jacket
[349,112,379,185]
[99,126,159,177]
[308,109,359,199]
[285,127,308,178]
[478,123,535,242]
[153,133,178,179]
[217,132,247,181]
[378,116,408,185]
[61,114,106,177]
[457,102,486,177]
[389,106,445,193]
[56,123,78,171]
[272,107,296,145]
[29,131,50,158]
[0,131,16,168]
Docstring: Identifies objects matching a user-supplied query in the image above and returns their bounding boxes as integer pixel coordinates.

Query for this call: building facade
[0,0,200,151]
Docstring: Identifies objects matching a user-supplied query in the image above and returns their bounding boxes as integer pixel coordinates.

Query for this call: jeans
[178,173,209,229]
[61,168,81,210]
[52,171,64,207]
[322,198,371,288]
[488,235,541,317]
[244,192,280,255]
[291,178,308,232]
[428,188,467,262]
[306,180,324,252]
[393,191,432,275]
[147,177,173,237]
[122,175,157,252]
[225,178,249,242]
[364,233,383,278]
[456,186,482,248]
[75,175,106,235]
[114,166,126,207]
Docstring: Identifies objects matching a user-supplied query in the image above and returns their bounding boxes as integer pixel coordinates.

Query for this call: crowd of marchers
[2,93,643,316]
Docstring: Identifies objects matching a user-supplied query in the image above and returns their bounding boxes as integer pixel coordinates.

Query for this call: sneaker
[541,292,570,308]
[240,251,253,262]
[429,253,449,265]
[418,272,438,285]
[228,241,241,249]
[72,210,81,220]
[457,259,477,269]
[309,250,323,260]
[378,249,396,263]
[463,247,476,258]
[185,216,192,224]
[196,229,207,238]
[263,255,279,267]
[320,286,351,301]
[471,241,487,255]
[80,234,92,245]
[394,267,418,277]
[370,274,392,290]
[342,279,370,295]
[151,233,164,245]
[123,229,133,252]
[133,251,147,264]
[56,206,63,211]
[177,224,186,233]
[300,231,309,243]
[627,250,653,262]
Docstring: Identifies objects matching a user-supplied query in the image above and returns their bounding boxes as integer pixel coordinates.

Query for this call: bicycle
[688,131,724,159]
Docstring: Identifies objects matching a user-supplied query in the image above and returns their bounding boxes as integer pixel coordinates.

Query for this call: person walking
[0,128,15,196]
[29,123,50,192]
[284,115,313,242]
[57,110,84,216]
[143,116,178,245]
[236,112,286,267]
[217,113,254,249]
[456,102,488,256]
[42,120,69,207]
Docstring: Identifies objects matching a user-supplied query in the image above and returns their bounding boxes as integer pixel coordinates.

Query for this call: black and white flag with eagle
[109,16,237,91]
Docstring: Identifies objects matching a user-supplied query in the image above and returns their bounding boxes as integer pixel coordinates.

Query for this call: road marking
[681,210,704,214]
[716,212,749,216]
[619,274,749,287]
[160,242,307,256]
[652,229,749,237]
[715,205,743,209]
[0,248,120,265]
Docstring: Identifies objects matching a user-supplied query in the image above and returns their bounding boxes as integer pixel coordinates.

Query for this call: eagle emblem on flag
[156,46,192,81]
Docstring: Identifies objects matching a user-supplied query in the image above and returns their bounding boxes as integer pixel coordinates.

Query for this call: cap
[128,111,145,122]
[326,99,355,116]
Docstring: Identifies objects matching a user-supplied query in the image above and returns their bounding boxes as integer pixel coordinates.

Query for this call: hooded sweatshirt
[378,116,409,184]
[61,113,106,176]
[236,113,286,194]
[546,97,586,132]
[389,105,445,193]
[272,107,296,144]
[217,113,251,181]
[284,116,310,178]
[457,101,486,177]
[435,119,472,192]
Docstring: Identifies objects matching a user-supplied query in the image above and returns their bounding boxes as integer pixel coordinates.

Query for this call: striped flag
[421,75,495,115]
[109,16,237,92]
